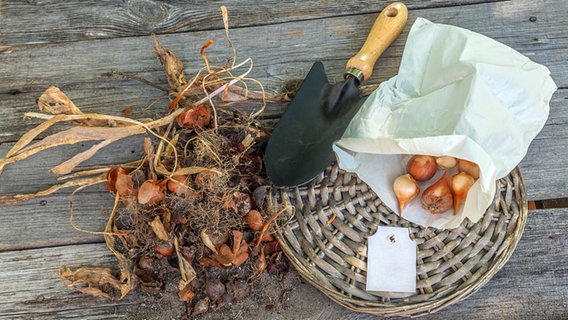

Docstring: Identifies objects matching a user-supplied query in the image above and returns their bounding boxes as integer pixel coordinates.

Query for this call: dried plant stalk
[60,192,132,299]
[154,35,187,90]
[0,175,106,204]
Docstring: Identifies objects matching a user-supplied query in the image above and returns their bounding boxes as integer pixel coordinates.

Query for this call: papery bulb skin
[421,172,453,214]
[458,159,480,179]
[450,172,475,215]
[407,155,437,181]
[393,174,420,216]
[436,156,457,170]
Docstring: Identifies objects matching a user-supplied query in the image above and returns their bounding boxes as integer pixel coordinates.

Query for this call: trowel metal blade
[264,61,365,187]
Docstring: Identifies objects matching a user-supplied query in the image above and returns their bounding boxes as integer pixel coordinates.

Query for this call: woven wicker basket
[270,163,527,317]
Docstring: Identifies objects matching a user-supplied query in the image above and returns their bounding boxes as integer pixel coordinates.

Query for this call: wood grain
[0,1,567,319]
[0,209,565,319]
[0,243,135,319]
[1,1,566,136]
[1,1,566,201]
[0,0,507,46]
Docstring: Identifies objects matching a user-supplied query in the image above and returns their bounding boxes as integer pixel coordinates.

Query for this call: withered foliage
[0,6,290,316]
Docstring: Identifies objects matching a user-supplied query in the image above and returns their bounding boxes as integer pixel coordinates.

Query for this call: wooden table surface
[0,1,566,319]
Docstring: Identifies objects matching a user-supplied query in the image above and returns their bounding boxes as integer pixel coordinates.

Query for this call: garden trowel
[264,2,408,187]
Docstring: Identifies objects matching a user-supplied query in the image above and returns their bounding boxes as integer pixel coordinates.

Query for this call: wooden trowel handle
[346,2,407,82]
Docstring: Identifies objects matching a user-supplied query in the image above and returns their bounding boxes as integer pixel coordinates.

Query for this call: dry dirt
[123,267,350,320]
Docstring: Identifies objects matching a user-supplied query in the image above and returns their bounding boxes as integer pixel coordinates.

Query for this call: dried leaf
[221,193,238,214]
[163,133,179,159]
[232,230,244,255]
[3,121,144,175]
[199,257,223,269]
[115,172,137,196]
[38,86,83,116]
[58,167,113,181]
[102,194,134,299]
[255,248,266,274]
[149,216,169,241]
[221,5,236,70]
[52,139,113,175]
[214,244,234,266]
[221,6,230,35]
[245,210,264,231]
[5,114,71,159]
[59,266,127,299]
[1,108,185,176]
[138,180,165,205]
[0,175,105,204]
[241,134,254,148]
[232,240,249,267]
[178,285,195,303]
[200,228,218,254]
[122,107,133,116]
[36,86,114,127]
[231,230,249,267]
[153,35,186,90]
[167,175,190,196]
[60,192,133,300]
[176,105,211,130]
[174,236,197,293]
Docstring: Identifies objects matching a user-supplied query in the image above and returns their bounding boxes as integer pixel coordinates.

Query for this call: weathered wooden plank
[0,136,144,251]
[0,243,136,320]
[0,92,565,251]
[0,118,566,252]
[0,2,565,320]
[0,190,108,251]
[0,2,566,202]
[1,11,565,107]
[0,117,564,203]
[0,134,147,251]
[0,135,145,195]
[521,88,568,200]
[1,0,566,137]
[0,0,568,105]
[0,0,507,46]
[0,208,565,319]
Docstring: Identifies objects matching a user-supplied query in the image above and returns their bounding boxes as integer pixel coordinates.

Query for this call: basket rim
[274,166,528,317]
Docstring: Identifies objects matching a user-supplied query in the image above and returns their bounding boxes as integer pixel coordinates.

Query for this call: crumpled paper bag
[333,18,557,229]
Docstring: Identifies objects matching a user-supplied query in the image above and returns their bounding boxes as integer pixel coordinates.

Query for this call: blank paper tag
[366,226,416,295]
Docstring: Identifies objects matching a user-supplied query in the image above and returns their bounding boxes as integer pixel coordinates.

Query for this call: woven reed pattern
[270,164,527,317]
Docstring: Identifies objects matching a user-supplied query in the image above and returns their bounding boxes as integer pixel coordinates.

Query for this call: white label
[366,226,416,294]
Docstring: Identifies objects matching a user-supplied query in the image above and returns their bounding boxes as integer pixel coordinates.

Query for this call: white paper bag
[333,18,557,229]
